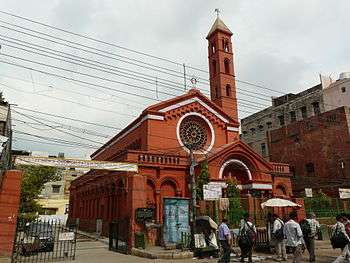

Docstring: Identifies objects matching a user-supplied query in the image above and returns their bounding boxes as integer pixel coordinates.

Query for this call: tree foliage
[196,161,210,200]
[17,165,60,214]
[226,178,245,226]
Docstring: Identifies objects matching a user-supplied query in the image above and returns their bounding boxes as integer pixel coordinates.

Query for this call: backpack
[300,219,311,238]
[330,224,349,249]
[274,219,284,240]
[238,221,256,248]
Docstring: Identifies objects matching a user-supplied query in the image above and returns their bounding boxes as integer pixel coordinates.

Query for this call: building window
[224,59,230,74]
[266,122,272,129]
[261,143,266,157]
[211,43,216,54]
[278,115,285,126]
[226,84,231,97]
[341,87,346,93]
[250,128,256,135]
[52,185,61,194]
[258,125,264,132]
[215,87,218,98]
[305,162,315,174]
[301,106,307,119]
[312,101,320,115]
[290,111,296,123]
[212,60,216,76]
[223,40,229,52]
[242,131,247,136]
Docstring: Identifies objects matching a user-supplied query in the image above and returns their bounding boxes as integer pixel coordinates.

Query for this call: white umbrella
[261,198,302,209]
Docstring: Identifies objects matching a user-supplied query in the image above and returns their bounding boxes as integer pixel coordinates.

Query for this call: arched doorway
[219,159,252,185]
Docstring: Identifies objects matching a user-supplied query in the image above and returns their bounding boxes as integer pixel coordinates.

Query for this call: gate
[109,217,130,254]
[12,219,77,263]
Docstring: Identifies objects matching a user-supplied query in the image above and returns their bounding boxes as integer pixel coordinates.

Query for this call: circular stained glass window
[179,120,208,150]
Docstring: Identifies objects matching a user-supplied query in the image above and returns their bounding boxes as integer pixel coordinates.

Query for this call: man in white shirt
[332,214,350,263]
[284,211,304,263]
[272,214,287,261]
[305,212,320,262]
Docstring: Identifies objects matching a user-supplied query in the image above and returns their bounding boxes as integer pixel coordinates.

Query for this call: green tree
[17,165,60,215]
[226,178,245,227]
[196,161,210,200]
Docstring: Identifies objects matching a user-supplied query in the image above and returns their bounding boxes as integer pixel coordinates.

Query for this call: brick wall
[268,106,350,196]
[0,170,23,257]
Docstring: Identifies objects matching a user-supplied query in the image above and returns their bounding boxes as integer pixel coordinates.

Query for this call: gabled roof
[145,88,239,125]
[206,17,233,39]
[200,139,273,171]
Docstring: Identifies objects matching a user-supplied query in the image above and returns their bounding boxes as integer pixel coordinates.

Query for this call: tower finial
[214,8,220,19]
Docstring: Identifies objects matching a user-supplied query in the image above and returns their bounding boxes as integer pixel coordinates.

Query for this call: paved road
[75,240,342,263]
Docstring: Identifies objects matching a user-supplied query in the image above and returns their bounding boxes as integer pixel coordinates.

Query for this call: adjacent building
[241,73,350,196]
[241,84,325,160]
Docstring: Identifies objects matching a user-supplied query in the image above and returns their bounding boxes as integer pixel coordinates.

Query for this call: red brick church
[69,16,293,249]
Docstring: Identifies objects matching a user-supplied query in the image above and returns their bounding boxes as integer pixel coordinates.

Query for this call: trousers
[292,244,303,263]
[219,240,231,263]
[275,239,287,260]
[305,237,316,262]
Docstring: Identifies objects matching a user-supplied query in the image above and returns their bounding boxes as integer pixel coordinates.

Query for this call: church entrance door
[163,198,190,245]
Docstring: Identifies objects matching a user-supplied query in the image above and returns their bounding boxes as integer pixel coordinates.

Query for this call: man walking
[304,212,320,262]
[272,214,287,261]
[284,211,304,263]
[238,213,256,263]
[218,218,231,263]
[332,214,350,263]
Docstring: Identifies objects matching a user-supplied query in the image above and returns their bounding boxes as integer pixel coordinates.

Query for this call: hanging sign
[203,184,222,200]
[136,208,155,222]
[15,156,138,172]
[305,188,313,198]
[339,188,350,199]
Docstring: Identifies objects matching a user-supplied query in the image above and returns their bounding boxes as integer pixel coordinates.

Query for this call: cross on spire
[214,8,220,19]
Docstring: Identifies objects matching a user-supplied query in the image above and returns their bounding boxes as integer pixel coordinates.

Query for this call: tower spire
[206,15,238,123]
[214,8,220,19]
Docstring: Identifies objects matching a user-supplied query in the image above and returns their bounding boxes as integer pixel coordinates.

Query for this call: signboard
[15,156,138,172]
[203,184,222,200]
[305,188,313,198]
[208,182,228,188]
[136,208,154,222]
[58,232,75,241]
[339,188,350,199]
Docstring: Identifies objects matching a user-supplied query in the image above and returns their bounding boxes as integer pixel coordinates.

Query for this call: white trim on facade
[219,159,253,180]
[160,97,229,123]
[227,126,239,132]
[176,112,215,155]
[92,114,164,158]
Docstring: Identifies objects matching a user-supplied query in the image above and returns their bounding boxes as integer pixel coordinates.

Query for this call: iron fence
[108,217,130,254]
[12,218,77,263]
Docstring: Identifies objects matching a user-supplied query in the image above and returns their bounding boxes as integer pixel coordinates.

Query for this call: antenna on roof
[214,8,220,19]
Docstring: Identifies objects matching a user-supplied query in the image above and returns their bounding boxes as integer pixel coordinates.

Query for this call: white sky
[1,0,349,158]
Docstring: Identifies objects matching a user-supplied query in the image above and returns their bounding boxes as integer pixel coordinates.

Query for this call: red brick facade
[0,170,23,256]
[268,106,350,196]
[69,17,294,249]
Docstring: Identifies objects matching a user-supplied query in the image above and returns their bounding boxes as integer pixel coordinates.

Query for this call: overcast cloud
[1,0,349,158]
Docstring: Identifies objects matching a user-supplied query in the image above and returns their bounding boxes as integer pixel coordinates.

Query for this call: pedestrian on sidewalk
[302,212,320,262]
[218,218,232,263]
[272,214,287,262]
[331,214,350,263]
[284,210,304,263]
[238,213,256,263]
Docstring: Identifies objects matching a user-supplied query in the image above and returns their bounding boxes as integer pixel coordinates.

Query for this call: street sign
[58,232,75,241]
[305,188,313,197]
[136,208,154,222]
[339,188,350,199]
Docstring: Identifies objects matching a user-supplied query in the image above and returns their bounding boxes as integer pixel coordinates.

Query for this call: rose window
[179,120,208,150]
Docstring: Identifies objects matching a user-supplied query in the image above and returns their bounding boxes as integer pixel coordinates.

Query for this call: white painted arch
[176,112,215,154]
[219,159,252,181]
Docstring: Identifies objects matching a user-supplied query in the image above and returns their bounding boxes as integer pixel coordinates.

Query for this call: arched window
[212,60,216,76]
[224,59,230,74]
[226,84,231,97]
[215,87,218,98]
[212,43,216,54]
[224,40,229,52]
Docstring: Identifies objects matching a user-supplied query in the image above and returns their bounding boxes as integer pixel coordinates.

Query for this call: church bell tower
[207,14,238,123]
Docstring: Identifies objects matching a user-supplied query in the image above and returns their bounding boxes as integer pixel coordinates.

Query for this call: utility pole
[189,148,196,248]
